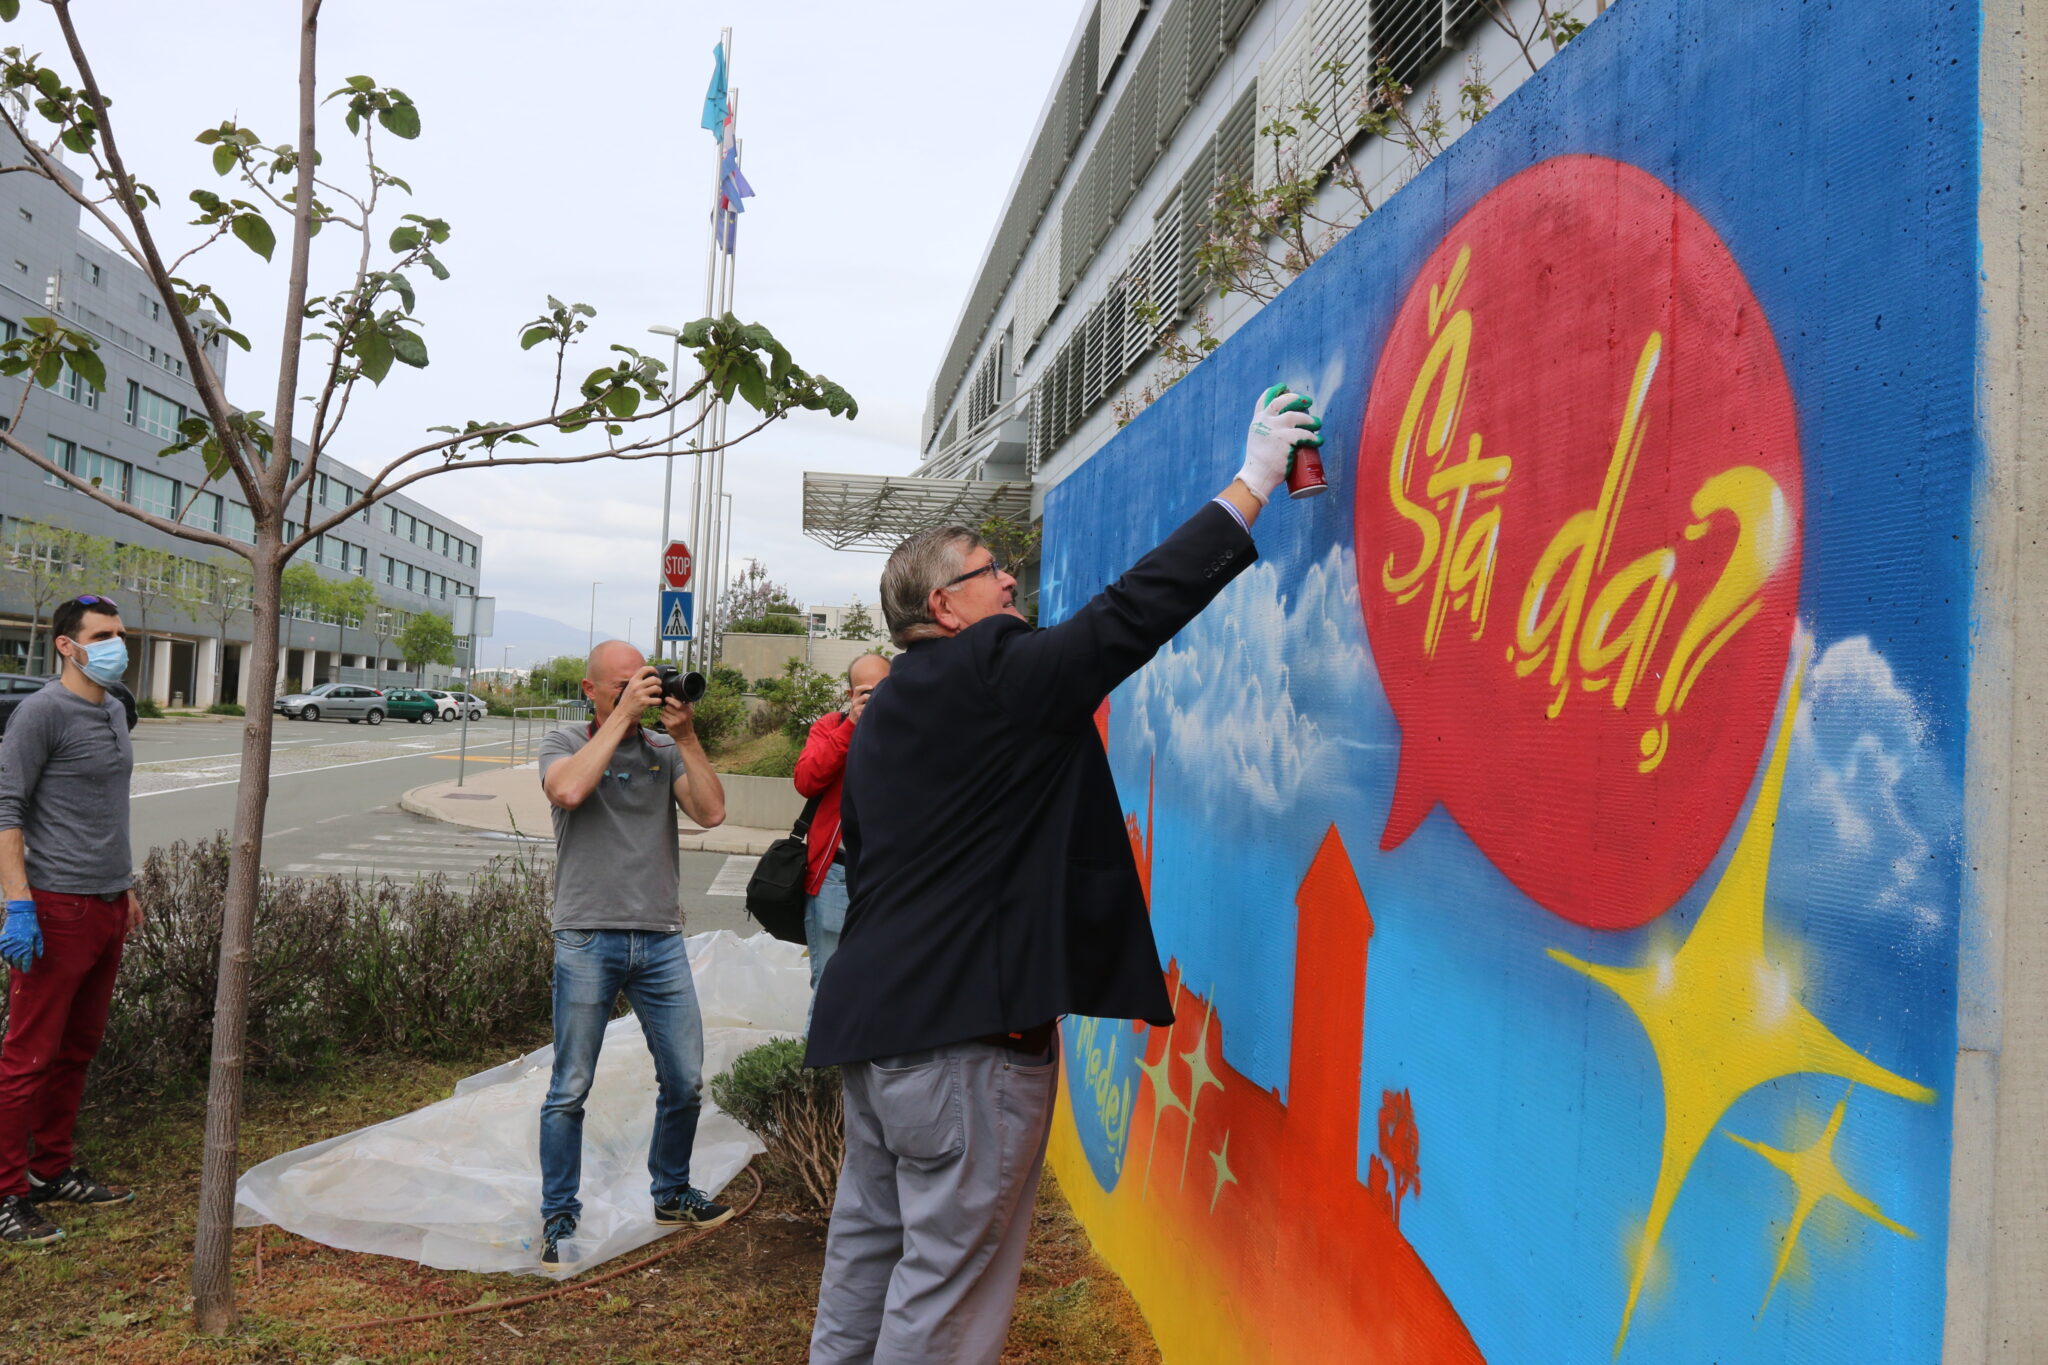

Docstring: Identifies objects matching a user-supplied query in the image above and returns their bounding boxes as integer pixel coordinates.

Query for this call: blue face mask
[64,636,128,687]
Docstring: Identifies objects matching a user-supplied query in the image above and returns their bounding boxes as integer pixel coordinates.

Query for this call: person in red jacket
[793,652,890,992]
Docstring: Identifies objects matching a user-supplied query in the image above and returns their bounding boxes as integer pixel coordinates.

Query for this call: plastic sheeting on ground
[234,929,810,1277]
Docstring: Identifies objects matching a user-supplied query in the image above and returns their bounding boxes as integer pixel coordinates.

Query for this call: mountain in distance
[474,608,591,673]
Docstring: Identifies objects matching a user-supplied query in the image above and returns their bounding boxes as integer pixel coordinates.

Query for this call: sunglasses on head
[75,594,118,612]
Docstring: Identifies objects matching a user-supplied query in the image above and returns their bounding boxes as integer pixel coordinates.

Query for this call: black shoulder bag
[744,792,823,944]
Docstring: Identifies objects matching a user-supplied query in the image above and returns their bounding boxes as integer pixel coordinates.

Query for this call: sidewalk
[400,761,781,855]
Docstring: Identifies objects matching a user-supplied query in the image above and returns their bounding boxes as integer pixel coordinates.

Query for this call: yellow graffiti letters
[1072,1015,1133,1169]
[1381,244,1511,658]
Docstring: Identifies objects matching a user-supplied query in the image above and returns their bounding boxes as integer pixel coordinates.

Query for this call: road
[122,715,757,934]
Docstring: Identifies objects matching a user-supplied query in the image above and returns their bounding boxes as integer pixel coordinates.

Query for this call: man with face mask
[0,594,143,1246]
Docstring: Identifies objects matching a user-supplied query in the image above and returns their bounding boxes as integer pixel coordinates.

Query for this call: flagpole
[686,26,731,670]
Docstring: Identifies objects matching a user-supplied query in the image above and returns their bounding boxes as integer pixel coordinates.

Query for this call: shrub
[206,702,245,716]
[709,1037,842,1213]
[690,674,749,753]
[135,698,164,719]
[0,835,557,1099]
[736,735,800,778]
[756,660,840,743]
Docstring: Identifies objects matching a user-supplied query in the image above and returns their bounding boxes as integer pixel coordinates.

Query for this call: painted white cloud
[1119,542,1386,817]
[1781,634,1958,936]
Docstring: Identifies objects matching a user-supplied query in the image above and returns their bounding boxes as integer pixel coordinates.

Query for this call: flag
[713,91,753,254]
[700,42,728,141]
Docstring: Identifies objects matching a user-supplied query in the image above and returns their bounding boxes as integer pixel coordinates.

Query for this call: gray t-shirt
[0,680,134,895]
[538,722,684,931]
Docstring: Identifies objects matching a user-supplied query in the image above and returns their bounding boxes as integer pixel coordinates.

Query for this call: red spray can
[1287,442,1330,499]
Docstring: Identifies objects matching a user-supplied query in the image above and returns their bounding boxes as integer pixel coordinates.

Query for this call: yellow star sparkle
[1725,1085,1915,1317]
[1549,658,1936,1354]
[1208,1130,1239,1214]
[1137,980,1187,1198]
[1178,992,1225,1190]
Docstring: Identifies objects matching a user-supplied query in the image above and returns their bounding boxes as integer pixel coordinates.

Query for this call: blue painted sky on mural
[1045,0,1975,1359]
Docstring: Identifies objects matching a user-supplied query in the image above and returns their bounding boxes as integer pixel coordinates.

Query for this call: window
[133,467,179,519]
[73,448,128,499]
[126,382,184,441]
[0,319,15,343]
[15,208,28,222]
[284,519,301,541]
[386,505,400,534]
[141,293,161,322]
[186,489,222,535]
[75,255,101,288]
[43,435,72,487]
[221,501,255,544]
[381,554,397,585]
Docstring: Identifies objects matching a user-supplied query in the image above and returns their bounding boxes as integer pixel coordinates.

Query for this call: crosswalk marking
[707,854,758,897]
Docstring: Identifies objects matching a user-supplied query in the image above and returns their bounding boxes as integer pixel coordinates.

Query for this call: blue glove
[1,899,40,972]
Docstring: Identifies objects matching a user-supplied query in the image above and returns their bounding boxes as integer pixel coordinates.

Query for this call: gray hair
[880,525,979,646]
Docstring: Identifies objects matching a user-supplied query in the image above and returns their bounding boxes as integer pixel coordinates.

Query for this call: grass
[0,1048,1159,1365]
[710,730,797,778]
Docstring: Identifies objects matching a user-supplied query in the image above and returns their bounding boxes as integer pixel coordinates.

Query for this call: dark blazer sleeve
[985,499,1256,727]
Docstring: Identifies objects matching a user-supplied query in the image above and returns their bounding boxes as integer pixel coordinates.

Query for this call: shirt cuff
[1210,495,1250,534]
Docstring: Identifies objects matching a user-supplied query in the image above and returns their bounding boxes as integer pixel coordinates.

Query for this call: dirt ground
[0,1053,1160,1364]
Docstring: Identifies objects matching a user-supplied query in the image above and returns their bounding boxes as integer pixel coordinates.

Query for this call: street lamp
[588,580,602,655]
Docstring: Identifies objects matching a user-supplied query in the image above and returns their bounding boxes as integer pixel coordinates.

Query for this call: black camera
[653,665,706,705]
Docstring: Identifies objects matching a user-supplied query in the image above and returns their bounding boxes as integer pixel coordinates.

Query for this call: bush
[735,735,800,778]
[756,660,840,743]
[135,698,164,720]
[206,702,244,716]
[709,1037,842,1213]
[690,675,750,753]
[0,835,558,1099]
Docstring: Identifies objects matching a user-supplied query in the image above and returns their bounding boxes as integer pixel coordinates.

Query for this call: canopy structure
[802,472,1033,553]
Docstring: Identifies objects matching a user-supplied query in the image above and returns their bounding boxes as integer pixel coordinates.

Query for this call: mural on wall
[1041,1,1975,1361]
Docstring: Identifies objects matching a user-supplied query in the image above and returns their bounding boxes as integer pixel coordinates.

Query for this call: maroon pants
[0,889,126,1197]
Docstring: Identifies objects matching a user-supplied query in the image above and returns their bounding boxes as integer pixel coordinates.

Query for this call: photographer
[806,387,1322,1362]
[792,652,890,992]
[534,641,729,1268]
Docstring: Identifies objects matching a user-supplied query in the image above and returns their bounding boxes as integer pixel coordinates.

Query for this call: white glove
[1234,384,1323,505]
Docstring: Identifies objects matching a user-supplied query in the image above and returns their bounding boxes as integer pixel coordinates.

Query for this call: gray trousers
[809,1038,1060,1365]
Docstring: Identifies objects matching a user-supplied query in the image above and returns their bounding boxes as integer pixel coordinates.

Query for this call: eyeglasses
[75,594,118,612]
[942,559,1005,590]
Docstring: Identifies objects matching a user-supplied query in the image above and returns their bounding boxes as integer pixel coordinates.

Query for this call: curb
[399,785,773,856]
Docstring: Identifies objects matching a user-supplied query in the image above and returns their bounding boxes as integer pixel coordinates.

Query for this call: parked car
[381,688,441,724]
[421,689,463,722]
[0,675,136,735]
[275,682,386,724]
[444,691,489,721]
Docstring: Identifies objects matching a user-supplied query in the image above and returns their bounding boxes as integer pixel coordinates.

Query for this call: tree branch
[0,430,243,555]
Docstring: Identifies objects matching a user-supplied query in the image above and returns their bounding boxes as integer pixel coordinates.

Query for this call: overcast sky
[9,1,1082,639]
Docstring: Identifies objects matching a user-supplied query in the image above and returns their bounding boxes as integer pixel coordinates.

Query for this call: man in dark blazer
[806,386,1323,1364]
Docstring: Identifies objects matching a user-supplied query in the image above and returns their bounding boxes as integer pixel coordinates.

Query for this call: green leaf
[420,251,448,281]
[32,350,60,388]
[211,143,236,176]
[519,325,553,351]
[215,326,251,351]
[345,75,375,92]
[231,212,275,261]
[602,385,639,418]
[377,101,420,140]
[58,126,92,155]
[387,225,420,252]
[0,1,22,21]
[381,271,415,314]
[202,437,229,481]
[353,327,393,385]
[66,348,104,391]
[735,361,769,414]
[387,327,428,368]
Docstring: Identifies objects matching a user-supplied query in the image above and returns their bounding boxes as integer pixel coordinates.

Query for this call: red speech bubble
[1356,156,1802,931]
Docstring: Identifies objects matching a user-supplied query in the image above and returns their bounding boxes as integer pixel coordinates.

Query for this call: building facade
[804,0,1603,603]
[0,145,483,703]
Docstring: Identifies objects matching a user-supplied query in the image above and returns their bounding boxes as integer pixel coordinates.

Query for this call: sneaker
[25,1168,131,1207]
[0,1194,63,1246]
[655,1185,734,1228]
[539,1212,577,1267]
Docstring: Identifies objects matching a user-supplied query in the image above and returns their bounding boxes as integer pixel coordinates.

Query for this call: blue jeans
[539,928,704,1221]
[805,861,849,995]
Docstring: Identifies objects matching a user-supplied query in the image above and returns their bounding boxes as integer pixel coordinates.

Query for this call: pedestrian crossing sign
[661,589,693,641]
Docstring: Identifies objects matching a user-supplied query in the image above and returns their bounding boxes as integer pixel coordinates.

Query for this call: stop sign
[662,540,693,590]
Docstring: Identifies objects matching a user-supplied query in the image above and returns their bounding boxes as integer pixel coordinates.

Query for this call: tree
[117,543,202,703]
[327,574,378,680]
[397,610,454,684]
[714,557,803,648]
[3,519,111,671]
[198,556,250,704]
[838,596,876,641]
[755,658,841,743]
[528,653,585,700]
[0,8,855,1329]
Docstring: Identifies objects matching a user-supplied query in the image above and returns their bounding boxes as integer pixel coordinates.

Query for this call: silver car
[275,682,386,724]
